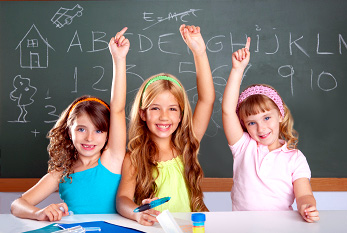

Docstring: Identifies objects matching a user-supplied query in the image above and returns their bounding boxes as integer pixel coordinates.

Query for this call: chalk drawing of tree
[9,75,37,123]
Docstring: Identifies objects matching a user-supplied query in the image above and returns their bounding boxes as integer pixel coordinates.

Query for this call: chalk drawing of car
[51,4,83,28]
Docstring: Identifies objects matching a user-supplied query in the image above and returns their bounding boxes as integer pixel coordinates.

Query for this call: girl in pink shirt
[222,38,319,222]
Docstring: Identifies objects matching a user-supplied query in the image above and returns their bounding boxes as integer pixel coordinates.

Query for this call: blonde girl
[222,38,319,222]
[116,25,215,226]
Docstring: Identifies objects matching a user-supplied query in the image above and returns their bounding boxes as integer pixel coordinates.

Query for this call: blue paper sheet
[23,223,61,232]
[58,221,145,233]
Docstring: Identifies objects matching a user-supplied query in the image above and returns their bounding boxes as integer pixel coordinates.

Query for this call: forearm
[193,51,215,105]
[116,196,139,221]
[222,68,244,115]
[110,58,127,113]
[11,198,40,220]
[296,194,317,210]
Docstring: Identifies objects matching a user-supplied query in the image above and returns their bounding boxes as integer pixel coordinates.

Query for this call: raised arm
[222,37,251,146]
[179,24,215,141]
[10,171,69,221]
[102,27,129,173]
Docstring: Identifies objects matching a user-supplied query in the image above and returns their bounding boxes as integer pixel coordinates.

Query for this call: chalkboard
[0,0,346,179]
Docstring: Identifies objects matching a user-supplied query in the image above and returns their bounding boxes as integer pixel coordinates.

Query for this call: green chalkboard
[1,0,346,178]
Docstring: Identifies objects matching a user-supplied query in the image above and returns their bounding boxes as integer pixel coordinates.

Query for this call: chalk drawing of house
[15,24,54,69]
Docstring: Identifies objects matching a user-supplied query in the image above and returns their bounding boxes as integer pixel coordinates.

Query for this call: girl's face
[140,90,182,142]
[242,107,282,151]
[69,112,108,159]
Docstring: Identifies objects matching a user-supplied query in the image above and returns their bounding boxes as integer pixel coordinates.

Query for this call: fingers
[115,27,129,46]
[185,25,199,33]
[115,27,128,41]
[109,27,129,47]
[138,213,157,226]
[137,210,160,226]
[233,47,248,62]
[142,197,158,205]
[142,198,151,205]
[245,37,251,50]
[58,203,70,216]
[303,206,320,223]
[180,24,200,39]
[117,37,130,47]
[179,24,186,34]
[146,208,160,216]
[41,204,64,222]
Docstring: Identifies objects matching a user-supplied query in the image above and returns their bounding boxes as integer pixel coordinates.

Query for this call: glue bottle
[191,213,206,233]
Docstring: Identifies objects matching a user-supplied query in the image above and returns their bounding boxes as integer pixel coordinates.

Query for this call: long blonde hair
[238,84,298,149]
[127,73,208,212]
[47,95,110,182]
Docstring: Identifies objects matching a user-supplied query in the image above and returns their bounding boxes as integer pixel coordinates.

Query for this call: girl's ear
[139,109,146,121]
[279,113,283,123]
[278,112,283,123]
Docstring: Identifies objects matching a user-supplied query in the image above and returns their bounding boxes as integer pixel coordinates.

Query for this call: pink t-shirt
[229,132,311,211]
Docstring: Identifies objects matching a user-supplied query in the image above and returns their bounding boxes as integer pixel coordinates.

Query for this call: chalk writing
[142,9,201,30]
[92,66,108,92]
[1,1,347,180]
[67,31,83,52]
[72,67,78,93]
[45,90,51,100]
[31,129,40,137]
[44,105,59,123]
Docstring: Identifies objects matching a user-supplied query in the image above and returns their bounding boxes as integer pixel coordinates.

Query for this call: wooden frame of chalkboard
[1,1,346,191]
[1,178,347,192]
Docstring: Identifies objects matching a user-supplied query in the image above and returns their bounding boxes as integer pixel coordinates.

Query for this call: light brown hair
[128,73,208,212]
[47,95,110,182]
[238,84,298,149]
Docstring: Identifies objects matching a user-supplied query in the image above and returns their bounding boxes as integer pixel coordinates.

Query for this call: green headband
[140,75,183,107]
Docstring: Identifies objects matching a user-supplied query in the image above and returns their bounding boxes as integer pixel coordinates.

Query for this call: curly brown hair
[47,95,110,182]
[128,73,208,212]
[238,84,298,149]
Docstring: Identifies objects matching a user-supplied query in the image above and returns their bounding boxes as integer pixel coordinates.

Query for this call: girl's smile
[140,90,181,142]
[81,144,96,150]
[259,132,270,139]
[156,124,171,130]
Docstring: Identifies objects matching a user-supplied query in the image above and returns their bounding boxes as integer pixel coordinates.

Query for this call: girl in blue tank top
[10,27,129,222]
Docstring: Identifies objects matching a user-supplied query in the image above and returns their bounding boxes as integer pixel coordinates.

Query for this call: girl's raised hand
[179,24,206,55]
[231,37,251,70]
[35,203,69,222]
[135,198,161,226]
[109,27,130,59]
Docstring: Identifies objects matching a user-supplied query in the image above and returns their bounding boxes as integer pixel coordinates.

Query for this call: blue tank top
[59,158,121,214]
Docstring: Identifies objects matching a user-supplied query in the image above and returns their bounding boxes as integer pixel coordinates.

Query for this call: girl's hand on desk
[135,198,160,226]
[35,203,69,222]
[300,204,320,223]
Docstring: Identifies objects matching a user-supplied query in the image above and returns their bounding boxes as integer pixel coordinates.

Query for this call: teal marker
[133,197,171,212]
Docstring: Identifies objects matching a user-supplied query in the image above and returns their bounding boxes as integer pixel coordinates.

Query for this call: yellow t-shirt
[152,156,191,212]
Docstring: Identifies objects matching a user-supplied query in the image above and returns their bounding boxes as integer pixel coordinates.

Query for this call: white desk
[1,211,347,233]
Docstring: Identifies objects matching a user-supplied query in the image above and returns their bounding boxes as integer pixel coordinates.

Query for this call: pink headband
[236,85,285,117]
